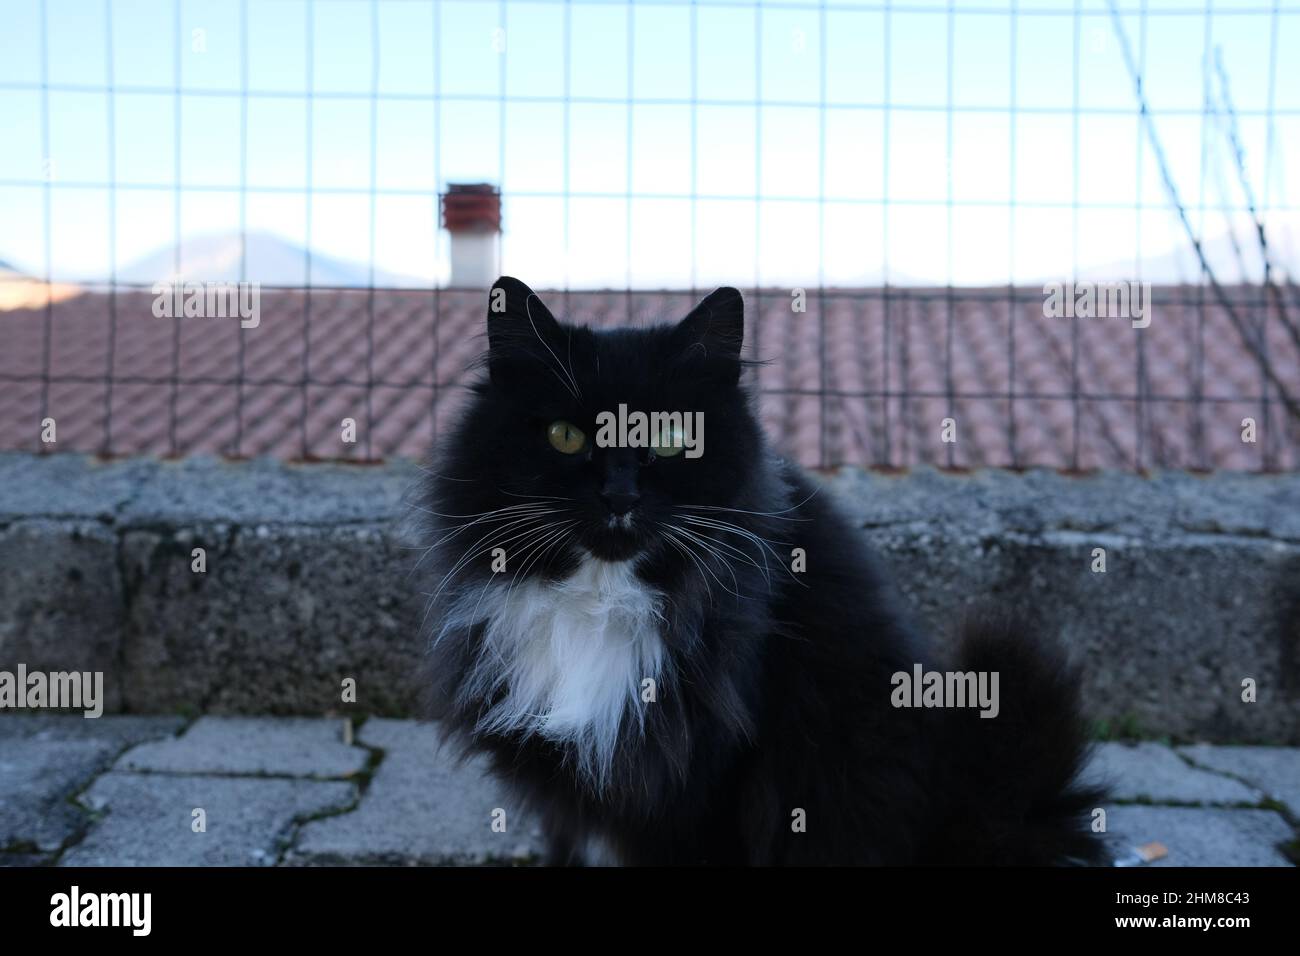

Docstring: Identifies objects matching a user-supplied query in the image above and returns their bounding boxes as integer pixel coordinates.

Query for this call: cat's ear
[670,286,745,384]
[485,276,564,384]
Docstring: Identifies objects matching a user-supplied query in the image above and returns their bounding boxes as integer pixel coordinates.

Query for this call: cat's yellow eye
[651,425,685,458]
[547,420,587,454]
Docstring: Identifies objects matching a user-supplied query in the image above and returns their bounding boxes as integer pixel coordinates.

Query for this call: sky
[1,0,1298,288]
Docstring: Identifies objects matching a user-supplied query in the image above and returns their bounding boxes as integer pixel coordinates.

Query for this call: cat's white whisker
[679,491,818,520]
[679,514,810,589]
[408,504,561,577]
[662,525,749,603]
[668,525,749,601]
[658,529,713,606]
[464,519,579,650]
[502,519,581,611]
[423,511,570,627]
[526,295,583,400]
[674,518,772,587]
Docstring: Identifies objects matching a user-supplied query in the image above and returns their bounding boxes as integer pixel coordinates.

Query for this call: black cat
[418,276,1107,865]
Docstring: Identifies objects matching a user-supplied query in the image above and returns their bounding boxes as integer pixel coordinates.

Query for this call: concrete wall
[1,453,1296,742]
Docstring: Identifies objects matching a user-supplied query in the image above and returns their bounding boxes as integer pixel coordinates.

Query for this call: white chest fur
[453,557,666,784]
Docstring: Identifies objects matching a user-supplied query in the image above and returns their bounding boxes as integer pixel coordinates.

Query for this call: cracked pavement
[2,715,1295,866]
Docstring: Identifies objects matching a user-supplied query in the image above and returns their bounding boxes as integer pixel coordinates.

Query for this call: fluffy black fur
[418,277,1108,866]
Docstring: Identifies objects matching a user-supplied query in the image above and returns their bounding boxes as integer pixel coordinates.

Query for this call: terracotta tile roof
[1,286,1296,471]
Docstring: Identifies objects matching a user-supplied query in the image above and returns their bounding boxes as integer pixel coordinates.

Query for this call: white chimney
[442,183,501,289]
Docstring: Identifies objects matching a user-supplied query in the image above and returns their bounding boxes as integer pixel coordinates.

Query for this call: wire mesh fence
[1,0,1298,471]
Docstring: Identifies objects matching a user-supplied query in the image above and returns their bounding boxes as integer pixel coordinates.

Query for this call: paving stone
[1177,745,1300,819]
[60,773,355,866]
[1,739,116,854]
[1102,805,1295,867]
[117,717,367,779]
[1085,742,1262,805]
[9,715,1299,868]
[287,718,542,866]
[0,716,184,853]
[0,714,186,746]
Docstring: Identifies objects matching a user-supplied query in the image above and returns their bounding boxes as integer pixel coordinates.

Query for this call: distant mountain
[0,259,83,311]
[1070,212,1300,287]
[119,232,425,288]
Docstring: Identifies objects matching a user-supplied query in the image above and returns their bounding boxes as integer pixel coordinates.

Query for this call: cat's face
[435,277,763,565]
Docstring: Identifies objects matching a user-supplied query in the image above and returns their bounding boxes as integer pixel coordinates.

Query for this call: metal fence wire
[1,0,1298,472]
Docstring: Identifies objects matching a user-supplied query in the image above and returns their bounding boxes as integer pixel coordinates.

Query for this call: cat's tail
[930,613,1111,866]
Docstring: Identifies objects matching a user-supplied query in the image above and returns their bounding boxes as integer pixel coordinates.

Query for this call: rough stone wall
[1,454,1295,742]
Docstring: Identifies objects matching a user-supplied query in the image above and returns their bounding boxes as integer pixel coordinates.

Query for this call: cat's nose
[600,491,640,516]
